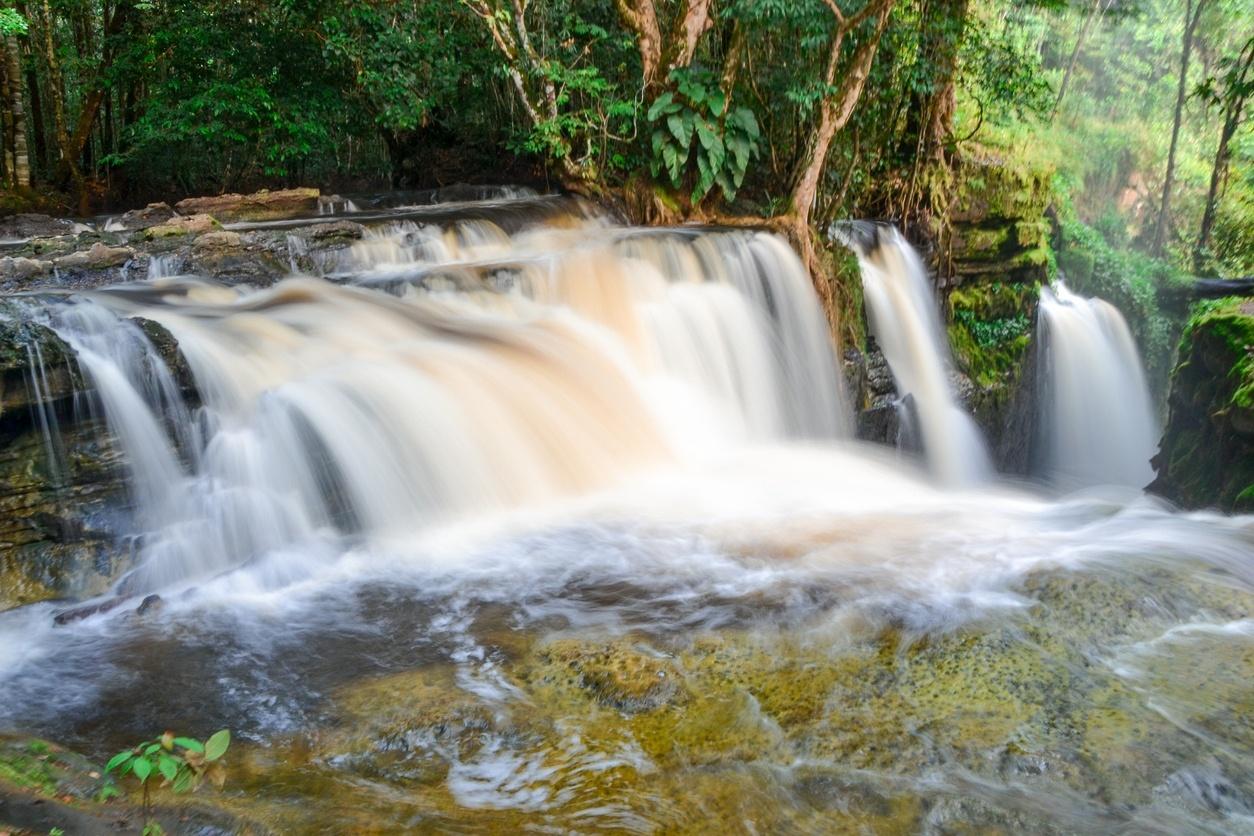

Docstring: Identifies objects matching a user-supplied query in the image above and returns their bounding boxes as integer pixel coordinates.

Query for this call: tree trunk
[1152,0,1208,256]
[4,36,29,187]
[1193,40,1253,274]
[790,0,895,229]
[918,0,969,160]
[1052,0,1103,117]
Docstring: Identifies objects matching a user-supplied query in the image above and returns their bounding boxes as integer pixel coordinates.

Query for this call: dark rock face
[0,310,197,610]
[1150,298,1254,513]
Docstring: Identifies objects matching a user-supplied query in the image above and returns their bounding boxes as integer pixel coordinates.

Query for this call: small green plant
[105,730,231,836]
[647,67,761,205]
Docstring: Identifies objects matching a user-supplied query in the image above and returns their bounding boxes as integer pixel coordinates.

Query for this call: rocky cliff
[1151,297,1254,512]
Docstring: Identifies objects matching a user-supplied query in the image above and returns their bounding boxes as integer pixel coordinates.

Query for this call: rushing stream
[0,196,1250,833]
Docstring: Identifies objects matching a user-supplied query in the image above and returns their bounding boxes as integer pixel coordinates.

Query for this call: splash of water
[1037,282,1159,489]
[852,226,992,484]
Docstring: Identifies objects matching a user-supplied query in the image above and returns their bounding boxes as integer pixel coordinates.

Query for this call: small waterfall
[14,213,849,595]
[23,339,68,485]
[1037,282,1158,489]
[851,227,991,484]
[146,253,185,279]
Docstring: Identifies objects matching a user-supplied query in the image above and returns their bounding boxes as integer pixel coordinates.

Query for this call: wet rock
[527,637,684,713]
[134,317,195,393]
[188,231,285,283]
[53,242,135,271]
[1150,297,1254,512]
[0,310,133,609]
[175,187,321,223]
[0,255,52,281]
[20,234,80,260]
[136,593,163,615]
[305,220,366,242]
[0,213,81,241]
[114,201,176,231]
[52,595,130,625]
[193,230,242,251]
[143,213,221,239]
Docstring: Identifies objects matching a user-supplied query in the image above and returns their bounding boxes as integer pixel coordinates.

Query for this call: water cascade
[1037,282,1159,488]
[23,211,848,595]
[0,198,1250,834]
[851,225,992,483]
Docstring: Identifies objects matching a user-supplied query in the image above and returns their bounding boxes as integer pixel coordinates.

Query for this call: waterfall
[851,226,992,484]
[20,213,849,595]
[146,253,185,279]
[1037,282,1158,489]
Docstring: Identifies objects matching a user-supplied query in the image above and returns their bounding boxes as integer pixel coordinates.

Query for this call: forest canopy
[0,0,1249,276]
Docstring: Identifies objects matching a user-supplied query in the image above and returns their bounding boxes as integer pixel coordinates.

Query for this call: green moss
[947,281,1037,388]
[1183,297,1254,409]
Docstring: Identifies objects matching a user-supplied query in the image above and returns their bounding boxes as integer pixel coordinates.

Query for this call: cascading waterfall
[2,198,1253,835]
[851,226,992,484]
[1037,281,1159,488]
[26,212,848,595]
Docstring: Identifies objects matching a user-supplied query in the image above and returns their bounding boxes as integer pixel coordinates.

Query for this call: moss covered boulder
[1151,296,1254,512]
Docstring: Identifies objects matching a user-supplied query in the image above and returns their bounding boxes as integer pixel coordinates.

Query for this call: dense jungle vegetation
[0,0,1249,280]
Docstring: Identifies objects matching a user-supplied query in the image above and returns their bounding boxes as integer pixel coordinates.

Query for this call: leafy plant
[648,67,761,204]
[105,729,231,836]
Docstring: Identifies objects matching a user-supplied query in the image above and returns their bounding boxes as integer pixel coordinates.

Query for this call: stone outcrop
[0,307,195,610]
[113,201,176,232]
[0,214,84,241]
[143,212,220,239]
[174,187,321,222]
[1150,297,1254,512]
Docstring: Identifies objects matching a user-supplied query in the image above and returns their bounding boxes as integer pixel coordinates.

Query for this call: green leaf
[646,92,674,122]
[667,112,694,149]
[204,730,231,763]
[661,143,682,186]
[105,751,133,773]
[708,90,727,117]
[132,757,153,783]
[172,768,195,794]
[158,755,179,782]
[715,169,738,201]
[693,152,716,202]
[144,743,161,755]
[173,737,204,754]
[696,123,725,172]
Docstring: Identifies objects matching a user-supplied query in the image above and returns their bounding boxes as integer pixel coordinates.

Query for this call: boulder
[1150,297,1254,512]
[0,256,52,281]
[193,230,243,251]
[174,187,321,222]
[114,201,176,231]
[53,242,134,271]
[0,213,79,241]
[143,213,220,239]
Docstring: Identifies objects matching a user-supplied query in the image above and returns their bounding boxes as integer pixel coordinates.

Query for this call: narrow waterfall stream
[1037,282,1160,489]
[0,198,1250,834]
[851,226,993,484]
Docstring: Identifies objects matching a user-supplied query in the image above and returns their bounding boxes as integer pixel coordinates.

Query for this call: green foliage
[106,729,231,833]
[0,7,27,35]
[647,68,760,204]
[947,282,1037,387]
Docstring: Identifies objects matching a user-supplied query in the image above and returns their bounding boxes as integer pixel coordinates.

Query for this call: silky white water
[853,226,992,484]
[1038,281,1160,488]
[0,203,1250,833]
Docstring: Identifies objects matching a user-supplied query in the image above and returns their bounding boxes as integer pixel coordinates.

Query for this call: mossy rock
[526,637,685,713]
[1151,297,1254,511]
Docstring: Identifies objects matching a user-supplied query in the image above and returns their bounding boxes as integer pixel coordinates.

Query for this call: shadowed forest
[0,0,1249,278]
